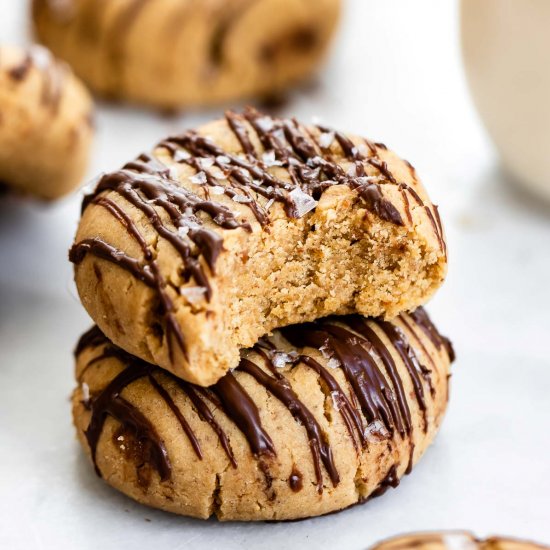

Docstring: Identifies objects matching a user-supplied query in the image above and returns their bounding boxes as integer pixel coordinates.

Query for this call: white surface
[1,1,549,549]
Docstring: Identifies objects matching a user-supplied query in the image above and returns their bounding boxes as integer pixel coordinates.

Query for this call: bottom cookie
[371,532,549,550]
[72,308,454,521]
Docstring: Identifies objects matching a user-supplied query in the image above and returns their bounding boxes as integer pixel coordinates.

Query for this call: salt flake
[81,382,90,402]
[190,171,207,185]
[256,116,275,133]
[232,194,252,204]
[210,185,225,195]
[216,155,231,165]
[181,286,206,304]
[174,149,191,162]
[319,131,335,148]
[199,157,215,170]
[365,420,390,443]
[262,150,283,167]
[289,187,317,217]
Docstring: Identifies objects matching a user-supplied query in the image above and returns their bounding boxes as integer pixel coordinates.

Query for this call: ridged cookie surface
[32,0,341,109]
[0,45,93,199]
[70,109,448,386]
[72,308,454,521]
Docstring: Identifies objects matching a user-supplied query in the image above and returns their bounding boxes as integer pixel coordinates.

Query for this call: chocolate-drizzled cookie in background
[73,308,454,521]
[0,44,94,200]
[69,108,448,386]
[370,532,549,550]
[32,0,341,110]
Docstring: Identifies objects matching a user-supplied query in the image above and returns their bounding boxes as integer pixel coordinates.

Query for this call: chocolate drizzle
[239,357,339,492]
[409,308,455,362]
[76,308,453,494]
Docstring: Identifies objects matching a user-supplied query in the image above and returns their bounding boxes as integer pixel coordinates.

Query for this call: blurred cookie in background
[371,532,549,550]
[0,44,94,200]
[32,0,341,111]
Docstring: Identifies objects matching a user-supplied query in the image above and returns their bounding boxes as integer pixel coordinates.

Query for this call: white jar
[461,0,550,200]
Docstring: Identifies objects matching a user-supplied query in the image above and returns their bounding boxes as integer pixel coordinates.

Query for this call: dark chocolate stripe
[175,381,237,468]
[69,237,155,286]
[408,307,455,362]
[148,375,203,460]
[212,371,275,457]
[377,320,428,430]
[282,323,405,437]
[84,362,171,480]
[299,355,365,451]
[343,318,414,435]
[239,358,340,492]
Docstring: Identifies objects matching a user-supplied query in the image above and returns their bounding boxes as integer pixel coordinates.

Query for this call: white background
[1,1,549,548]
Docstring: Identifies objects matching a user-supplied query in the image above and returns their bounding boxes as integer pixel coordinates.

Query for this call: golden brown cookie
[371,532,549,550]
[32,0,341,110]
[0,44,94,200]
[69,109,448,386]
[72,308,454,521]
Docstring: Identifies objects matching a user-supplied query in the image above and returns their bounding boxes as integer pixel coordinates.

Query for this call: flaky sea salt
[81,382,90,402]
[262,150,283,167]
[346,164,357,177]
[355,175,378,185]
[272,128,286,142]
[177,226,189,238]
[256,116,275,133]
[318,131,335,148]
[319,342,332,360]
[331,392,341,411]
[326,357,340,369]
[216,155,231,165]
[356,143,369,157]
[180,286,206,304]
[190,171,207,185]
[365,420,390,443]
[210,185,225,195]
[270,350,298,368]
[173,149,191,162]
[264,198,275,211]
[232,194,252,204]
[169,166,180,181]
[289,187,317,217]
[199,157,215,170]
[272,353,293,369]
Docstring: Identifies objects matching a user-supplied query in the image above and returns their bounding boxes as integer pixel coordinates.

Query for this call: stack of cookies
[69,108,454,521]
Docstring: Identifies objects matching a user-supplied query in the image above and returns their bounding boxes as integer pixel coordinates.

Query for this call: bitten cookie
[32,0,341,110]
[371,532,549,550]
[69,108,448,386]
[0,44,93,200]
[73,308,454,521]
